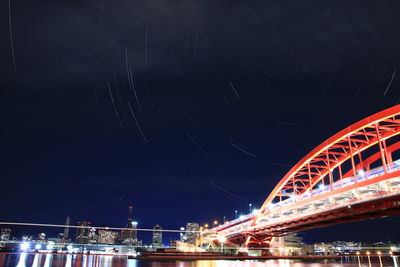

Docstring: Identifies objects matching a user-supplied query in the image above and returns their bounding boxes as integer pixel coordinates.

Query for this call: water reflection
[127,259,138,267]
[65,255,72,267]
[1,253,398,267]
[31,254,41,267]
[43,254,52,267]
[16,252,27,267]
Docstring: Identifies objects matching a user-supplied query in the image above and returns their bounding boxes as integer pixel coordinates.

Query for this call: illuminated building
[22,235,32,242]
[170,240,177,248]
[38,233,46,242]
[98,230,118,245]
[270,234,304,256]
[152,225,162,247]
[0,229,11,241]
[63,216,70,242]
[184,222,200,246]
[76,221,91,244]
[88,228,98,244]
[120,206,141,245]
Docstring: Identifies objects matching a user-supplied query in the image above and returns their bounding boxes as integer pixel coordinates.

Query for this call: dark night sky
[1,0,400,244]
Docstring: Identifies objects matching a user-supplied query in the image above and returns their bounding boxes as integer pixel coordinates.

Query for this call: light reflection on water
[1,254,399,267]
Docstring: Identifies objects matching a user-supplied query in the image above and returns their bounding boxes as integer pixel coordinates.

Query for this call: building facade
[184,222,200,246]
[98,230,118,245]
[76,221,91,244]
[152,225,162,247]
[0,229,11,241]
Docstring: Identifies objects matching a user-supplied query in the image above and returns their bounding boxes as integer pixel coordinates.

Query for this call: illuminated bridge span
[208,105,400,248]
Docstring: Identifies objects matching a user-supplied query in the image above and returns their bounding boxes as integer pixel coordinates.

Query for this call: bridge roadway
[206,161,400,246]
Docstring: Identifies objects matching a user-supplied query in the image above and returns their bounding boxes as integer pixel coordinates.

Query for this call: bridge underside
[227,194,400,248]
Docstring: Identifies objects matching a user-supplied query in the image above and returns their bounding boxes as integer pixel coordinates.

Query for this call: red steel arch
[257,105,400,217]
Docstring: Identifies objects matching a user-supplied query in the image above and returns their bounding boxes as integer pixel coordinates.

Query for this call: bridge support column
[245,234,273,250]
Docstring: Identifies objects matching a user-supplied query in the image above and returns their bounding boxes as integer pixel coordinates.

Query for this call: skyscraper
[152,225,162,247]
[185,222,200,246]
[76,221,91,244]
[127,206,133,227]
[63,216,70,241]
[121,206,138,244]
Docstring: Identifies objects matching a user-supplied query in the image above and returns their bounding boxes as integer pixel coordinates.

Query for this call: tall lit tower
[152,225,162,247]
[121,205,138,243]
[63,216,70,241]
[127,206,133,228]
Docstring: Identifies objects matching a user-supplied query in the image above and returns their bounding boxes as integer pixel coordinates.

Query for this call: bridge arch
[257,105,400,216]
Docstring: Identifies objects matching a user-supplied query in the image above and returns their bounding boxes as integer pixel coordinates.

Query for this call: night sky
[1,0,400,244]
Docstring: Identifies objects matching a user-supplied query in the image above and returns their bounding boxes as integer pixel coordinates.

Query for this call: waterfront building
[38,233,46,242]
[314,242,335,255]
[98,230,118,245]
[120,205,142,245]
[22,235,32,242]
[88,228,98,244]
[184,222,200,246]
[152,225,162,247]
[63,216,70,242]
[170,240,177,248]
[0,229,11,241]
[76,221,91,244]
[270,234,304,256]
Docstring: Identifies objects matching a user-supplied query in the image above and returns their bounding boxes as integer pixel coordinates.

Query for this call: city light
[20,242,29,251]
[46,242,54,250]
[218,236,227,243]
[35,244,41,250]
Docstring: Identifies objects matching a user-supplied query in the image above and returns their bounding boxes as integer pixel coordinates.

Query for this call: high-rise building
[76,221,91,244]
[121,206,138,243]
[152,225,162,247]
[63,216,70,241]
[184,222,200,246]
[88,228,98,244]
[98,230,118,245]
[0,229,11,241]
[127,206,133,227]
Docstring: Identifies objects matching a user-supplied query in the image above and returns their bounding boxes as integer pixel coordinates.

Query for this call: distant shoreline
[0,251,391,261]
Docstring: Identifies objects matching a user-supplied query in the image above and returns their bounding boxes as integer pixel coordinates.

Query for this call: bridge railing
[266,159,400,213]
[217,164,400,237]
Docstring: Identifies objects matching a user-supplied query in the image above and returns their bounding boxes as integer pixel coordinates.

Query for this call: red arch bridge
[204,105,400,248]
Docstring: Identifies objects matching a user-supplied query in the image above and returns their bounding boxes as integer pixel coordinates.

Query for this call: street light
[235,210,238,219]
[249,203,252,213]
[367,251,371,267]
[213,220,218,226]
[378,251,383,267]
[356,251,361,267]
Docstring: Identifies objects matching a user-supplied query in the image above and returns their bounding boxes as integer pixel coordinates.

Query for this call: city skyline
[2,0,400,245]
